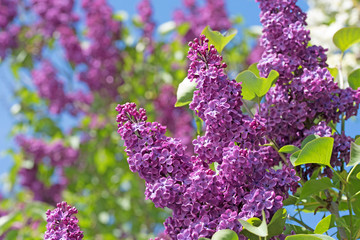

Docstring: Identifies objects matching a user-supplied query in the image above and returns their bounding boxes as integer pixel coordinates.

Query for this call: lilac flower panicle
[44,202,83,240]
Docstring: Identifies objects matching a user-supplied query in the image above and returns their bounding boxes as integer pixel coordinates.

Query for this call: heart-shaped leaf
[175,77,197,107]
[333,27,360,52]
[211,229,238,240]
[348,68,360,90]
[239,211,268,237]
[201,26,237,53]
[294,137,334,167]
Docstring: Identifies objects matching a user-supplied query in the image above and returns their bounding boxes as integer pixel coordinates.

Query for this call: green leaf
[333,27,360,52]
[201,26,237,53]
[327,67,338,79]
[211,229,238,240]
[177,22,190,36]
[357,172,360,180]
[279,145,300,154]
[267,208,287,239]
[239,211,268,237]
[314,215,335,234]
[347,141,360,167]
[290,150,301,166]
[175,77,197,107]
[94,149,113,174]
[283,195,299,206]
[294,137,334,167]
[299,177,334,200]
[286,234,335,240]
[113,10,128,21]
[235,70,279,101]
[157,21,176,35]
[355,137,360,145]
[301,134,320,149]
[248,63,260,77]
[199,238,211,240]
[348,68,360,90]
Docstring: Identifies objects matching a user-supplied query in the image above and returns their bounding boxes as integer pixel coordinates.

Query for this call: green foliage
[299,178,334,200]
[333,27,360,52]
[201,26,237,53]
[348,68,360,90]
[285,234,335,240]
[279,145,300,154]
[314,215,335,234]
[210,229,239,240]
[267,208,287,239]
[348,139,360,167]
[239,211,268,238]
[175,77,197,107]
[294,137,334,167]
[235,69,279,102]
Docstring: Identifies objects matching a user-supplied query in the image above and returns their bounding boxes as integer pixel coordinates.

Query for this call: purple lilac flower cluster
[44,202,83,240]
[154,84,194,153]
[117,70,298,240]
[31,61,92,115]
[137,0,155,53]
[188,35,266,163]
[0,0,19,59]
[31,0,79,36]
[80,0,123,98]
[257,0,360,174]
[173,0,231,41]
[16,135,78,204]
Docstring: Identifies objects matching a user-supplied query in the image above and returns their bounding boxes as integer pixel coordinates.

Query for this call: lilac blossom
[44,201,83,240]
[0,0,19,59]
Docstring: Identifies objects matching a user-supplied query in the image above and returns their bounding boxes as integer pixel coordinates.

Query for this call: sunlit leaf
[211,229,238,240]
[314,215,335,234]
[201,26,237,53]
[175,77,197,107]
[299,178,334,200]
[348,68,360,90]
[286,234,335,240]
[279,145,300,154]
[294,137,334,167]
[239,211,268,237]
[333,27,360,52]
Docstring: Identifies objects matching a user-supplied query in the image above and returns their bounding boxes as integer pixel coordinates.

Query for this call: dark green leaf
[348,68,360,90]
[314,215,335,234]
[175,77,197,107]
[211,229,238,240]
[267,208,287,239]
[201,26,237,53]
[294,137,334,167]
[283,195,299,206]
[333,27,360,52]
[279,145,300,154]
[299,177,334,200]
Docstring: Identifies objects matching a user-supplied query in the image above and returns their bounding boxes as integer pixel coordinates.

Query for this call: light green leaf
[267,208,287,239]
[235,70,279,101]
[327,67,338,79]
[333,27,360,52]
[294,137,334,167]
[356,137,360,145]
[201,26,237,53]
[286,234,335,240]
[347,141,360,167]
[211,229,238,240]
[314,215,335,234]
[177,22,190,36]
[301,134,320,149]
[199,238,211,240]
[113,10,128,21]
[248,63,260,77]
[239,211,268,237]
[348,68,360,90]
[175,77,197,107]
[290,150,301,166]
[94,149,113,174]
[357,172,360,180]
[299,177,334,200]
[279,145,300,154]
